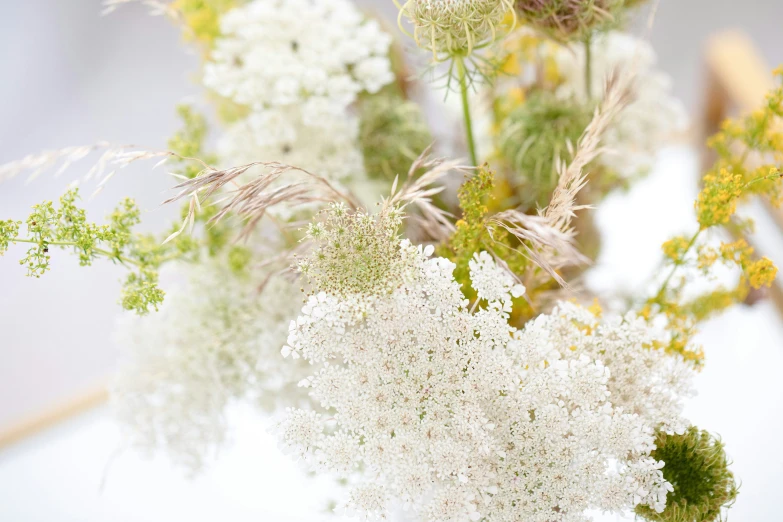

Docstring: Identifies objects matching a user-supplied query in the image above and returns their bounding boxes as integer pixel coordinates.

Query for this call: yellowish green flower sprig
[171,0,237,47]
[0,188,197,315]
[167,105,218,179]
[636,427,738,522]
[166,104,252,263]
[439,166,556,321]
[645,68,783,365]
[358,90,433,181]
[439,165,497,296]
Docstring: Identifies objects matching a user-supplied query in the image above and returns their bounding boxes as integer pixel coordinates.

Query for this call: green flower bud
[497,91,592,208]
[359,92,433,181]
[636,427,739,522]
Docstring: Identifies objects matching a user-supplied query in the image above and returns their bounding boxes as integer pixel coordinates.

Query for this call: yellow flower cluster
[695,168,744,227]
[646,68,783,366]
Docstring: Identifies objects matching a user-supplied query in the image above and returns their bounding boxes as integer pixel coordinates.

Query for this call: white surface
[0,406,335,522]
[1,146,782,521]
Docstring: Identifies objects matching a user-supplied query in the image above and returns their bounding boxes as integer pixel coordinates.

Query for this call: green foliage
[358,91,433,180]
[167,104,218,180]
[440,166,495,291]
[0,188,196,315]
[636,427,738,522]
[497,91,593,208]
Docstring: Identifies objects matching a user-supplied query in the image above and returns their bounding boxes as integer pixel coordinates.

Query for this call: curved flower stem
[653,229,702,302]
[456,56,479,167]
[584,33,593,100]
[10,237,145,267]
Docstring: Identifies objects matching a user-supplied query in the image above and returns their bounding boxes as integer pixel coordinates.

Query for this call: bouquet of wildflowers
[3,0,783,520]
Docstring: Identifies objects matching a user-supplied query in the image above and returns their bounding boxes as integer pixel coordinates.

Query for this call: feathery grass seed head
[498,91,592,208]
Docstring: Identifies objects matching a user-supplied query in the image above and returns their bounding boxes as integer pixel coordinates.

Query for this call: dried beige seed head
[400,0,515,59]
[515,0,624,41]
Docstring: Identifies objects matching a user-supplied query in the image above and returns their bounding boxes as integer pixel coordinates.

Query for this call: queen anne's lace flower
[112,260,306,472]
[217,106,365,184]
[401,0,515,58]
[203,0,394,118]
[553,32,688,176]
[468,250,525,308]
[296,204,416,297]
[516,300,695,435]
[278,232,691,520]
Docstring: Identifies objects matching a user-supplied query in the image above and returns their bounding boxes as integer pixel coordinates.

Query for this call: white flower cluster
[553,32,688,176]
[278,242,689,520]
[217,105,365,184]
[203,0,394,119]
[112,261,306,472]
[468,251,525,309]
[205,0,396,199]
[518,301,696,435]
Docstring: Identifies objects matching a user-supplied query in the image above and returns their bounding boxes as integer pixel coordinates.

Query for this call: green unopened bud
[359,92,432,180]
[636,427,739,522]
[497,91,592,208]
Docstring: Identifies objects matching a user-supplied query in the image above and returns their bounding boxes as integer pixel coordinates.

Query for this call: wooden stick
[0,384,108,451]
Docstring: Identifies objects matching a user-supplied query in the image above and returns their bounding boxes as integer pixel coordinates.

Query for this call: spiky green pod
[358,92,433,181]
[497,91,592,208]
[636,427,739,522]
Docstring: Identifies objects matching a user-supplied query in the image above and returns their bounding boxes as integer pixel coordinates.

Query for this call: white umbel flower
[278,241,683,520]
[203,0,394,116]
[112,260,306,473]
[217,106,365,182]
[517,300,695,435]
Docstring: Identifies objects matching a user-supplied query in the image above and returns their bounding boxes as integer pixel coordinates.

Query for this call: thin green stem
[456,56,479,167]
[10,237,144,268]
[742,172,783,190]
[653,229,702,302]
[584,33,593,100]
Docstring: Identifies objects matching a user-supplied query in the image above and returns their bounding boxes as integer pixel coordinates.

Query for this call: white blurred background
[1,1,783,521]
